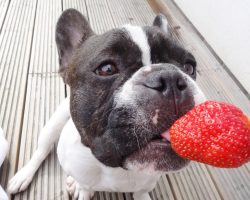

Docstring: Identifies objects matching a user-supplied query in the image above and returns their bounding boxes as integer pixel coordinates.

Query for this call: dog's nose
[143,69,188,95]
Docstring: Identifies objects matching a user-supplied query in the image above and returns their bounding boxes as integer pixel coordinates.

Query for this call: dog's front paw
[8,166,35,194]
[66,176,94,200]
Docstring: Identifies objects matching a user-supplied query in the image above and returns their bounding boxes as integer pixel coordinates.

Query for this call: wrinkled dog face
[56,10,205,172]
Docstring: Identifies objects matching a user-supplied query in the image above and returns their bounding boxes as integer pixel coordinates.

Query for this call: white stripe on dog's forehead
[123,25,151,66]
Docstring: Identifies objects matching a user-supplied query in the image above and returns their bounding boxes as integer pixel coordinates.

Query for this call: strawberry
[167,101,250,168]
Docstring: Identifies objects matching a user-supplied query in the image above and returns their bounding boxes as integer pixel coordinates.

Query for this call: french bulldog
[0,128,9,200]
[8,9,205,200]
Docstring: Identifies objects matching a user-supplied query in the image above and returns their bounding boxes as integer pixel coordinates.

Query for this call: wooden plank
[0,0,37,196]
[108,0,154,27]
[85,0,115,34]
[63,0,88,18]
[151,176,175,200]
[156,176,175,200]
[0,0,9,32]
[12,0,67,199]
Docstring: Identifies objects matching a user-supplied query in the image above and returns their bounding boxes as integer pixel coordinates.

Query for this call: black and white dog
[8,9,205,200]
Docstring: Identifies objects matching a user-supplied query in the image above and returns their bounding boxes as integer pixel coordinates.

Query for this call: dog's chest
[57,119,160,192]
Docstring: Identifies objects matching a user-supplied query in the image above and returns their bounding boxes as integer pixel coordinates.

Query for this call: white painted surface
[174,0,250,94]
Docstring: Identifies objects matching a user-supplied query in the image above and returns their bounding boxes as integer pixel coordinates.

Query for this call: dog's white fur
[8,97,160,200]
[0,128,9,200]
[123,25,151,66]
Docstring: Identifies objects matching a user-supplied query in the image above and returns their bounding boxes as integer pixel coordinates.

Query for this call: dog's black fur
[56,9,197,169]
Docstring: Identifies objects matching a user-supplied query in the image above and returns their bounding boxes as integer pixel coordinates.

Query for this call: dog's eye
[95,63,119,76]
[183,63,194,75]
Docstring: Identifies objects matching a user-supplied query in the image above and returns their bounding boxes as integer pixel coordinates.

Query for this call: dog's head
[56,9,205,172]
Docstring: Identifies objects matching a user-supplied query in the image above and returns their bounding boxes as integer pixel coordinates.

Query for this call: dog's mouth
[120,104,192,172]
[150,131,171,147]
[124,129,189,172]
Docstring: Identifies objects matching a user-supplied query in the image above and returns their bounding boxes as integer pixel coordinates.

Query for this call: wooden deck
[0,0,249,199]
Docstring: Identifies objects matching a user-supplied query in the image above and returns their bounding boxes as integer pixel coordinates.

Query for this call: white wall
[174,0,250,94]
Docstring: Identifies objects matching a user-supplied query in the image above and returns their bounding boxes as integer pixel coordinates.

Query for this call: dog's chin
[123,132,190,173]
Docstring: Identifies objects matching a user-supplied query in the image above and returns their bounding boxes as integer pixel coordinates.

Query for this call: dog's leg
[66,176,94,200]
[8,97,70,194]
[133,191,152,200]
[0,128,9,200]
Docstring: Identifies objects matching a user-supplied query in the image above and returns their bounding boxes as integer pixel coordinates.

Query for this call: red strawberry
[167,101,250,168]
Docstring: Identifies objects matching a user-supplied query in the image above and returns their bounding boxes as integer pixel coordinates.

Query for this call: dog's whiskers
[132,126,141,150]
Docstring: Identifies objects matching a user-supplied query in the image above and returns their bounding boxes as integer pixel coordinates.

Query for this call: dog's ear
[56,9,94,84]
[153,14,172,37]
